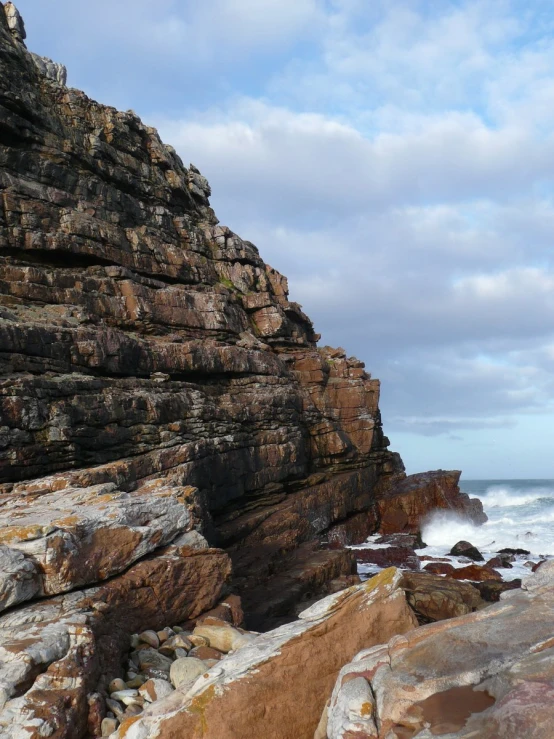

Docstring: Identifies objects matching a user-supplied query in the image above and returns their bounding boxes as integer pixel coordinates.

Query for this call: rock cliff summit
[0,4,499,738]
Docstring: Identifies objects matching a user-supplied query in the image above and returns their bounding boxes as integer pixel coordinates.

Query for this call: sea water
[421,479,554,580]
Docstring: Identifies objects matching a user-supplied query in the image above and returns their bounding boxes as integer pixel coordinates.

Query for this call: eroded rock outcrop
[325,562,554,739]
[0,4,490,736]
[111,569,417,739]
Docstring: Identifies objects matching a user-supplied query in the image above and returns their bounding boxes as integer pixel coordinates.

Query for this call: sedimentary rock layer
[0,0,477,623]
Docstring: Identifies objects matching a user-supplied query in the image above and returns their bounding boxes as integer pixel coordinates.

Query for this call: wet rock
[423,561,455,576]
[450,540,485,561]
[376,471,487,534]
[352,545,420,571]
[474,578,522,602]
[499,547,531,556]
[487,556,513,569]
[450,564,503,582]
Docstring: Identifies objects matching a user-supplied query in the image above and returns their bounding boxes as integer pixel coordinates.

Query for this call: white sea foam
[481,486,554,508]
[420,482,554,573]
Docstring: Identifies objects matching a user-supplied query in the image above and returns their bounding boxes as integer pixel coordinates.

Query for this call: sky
[12,0,554,478]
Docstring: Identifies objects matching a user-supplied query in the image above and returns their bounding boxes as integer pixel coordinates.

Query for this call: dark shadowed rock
[450,540,485,561]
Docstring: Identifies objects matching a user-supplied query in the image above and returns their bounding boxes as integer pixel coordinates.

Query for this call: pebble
[174,647,188,659]
[139,678,174,703]
[189,646,223,661]
[110,689,140,706]
[193,623,254,653]
[101,717,119,736]
[138,630,160,649]
[188,635,210,648]
[126,675,145,688]
[109,678,127,694]
[123,704,143,718]
[169,657,207,689]
[106,698,125,720]
[164,634,192,651]
[157,628,174,643]
[138,648,173,672]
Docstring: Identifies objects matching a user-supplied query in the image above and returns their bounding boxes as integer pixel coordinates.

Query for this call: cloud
[15,0,554,457]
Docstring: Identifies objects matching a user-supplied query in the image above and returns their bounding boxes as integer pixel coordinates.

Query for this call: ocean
[421,479,554,580]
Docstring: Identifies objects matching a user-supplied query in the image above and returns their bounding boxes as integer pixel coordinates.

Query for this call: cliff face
[0,2,405,625]
[0,6,492,738]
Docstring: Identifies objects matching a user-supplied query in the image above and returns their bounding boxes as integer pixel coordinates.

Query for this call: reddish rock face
[375,471,486,535]
[352,546,420,571]
[449,564,503,582]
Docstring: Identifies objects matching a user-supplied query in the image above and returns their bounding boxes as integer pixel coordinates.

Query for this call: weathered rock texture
[0,4,489,737]
[111,569,417,739]
[325,562,554,739]
[0,537,231,738]
[0,2,486,628]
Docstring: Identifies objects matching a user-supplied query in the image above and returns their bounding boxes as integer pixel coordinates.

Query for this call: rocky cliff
[0,5,488,738]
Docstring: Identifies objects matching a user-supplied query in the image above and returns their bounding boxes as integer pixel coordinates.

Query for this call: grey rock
[3,2,25,43]
[169,657,207,689]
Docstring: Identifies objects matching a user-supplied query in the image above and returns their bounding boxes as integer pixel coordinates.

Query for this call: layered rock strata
[0,4,492,737]
[0,1,484,628]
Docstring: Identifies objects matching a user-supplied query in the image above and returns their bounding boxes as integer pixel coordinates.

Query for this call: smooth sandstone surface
[111,570,417,739]
[325,562,554,738]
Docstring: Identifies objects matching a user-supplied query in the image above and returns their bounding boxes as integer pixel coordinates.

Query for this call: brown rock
[487,556,513,569]
[352,545,420,571]
[423,561,455,576]
[325,562,554,739]
[113,570,417,739]
[188,646,224,661]
[449,564,502,582]
[401,571,485,622]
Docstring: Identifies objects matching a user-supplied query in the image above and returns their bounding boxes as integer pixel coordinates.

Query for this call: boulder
[450,540,485,561]
[486,556,513,569]
[112,569,417,739]
[325,562,554,739]
[0,479,201,612]
[352,545,420,571]
[401,571,485,623]
[0,542,231,738]
[450,564,502,582]
[423,561,455,576]
[474,578,522,602]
